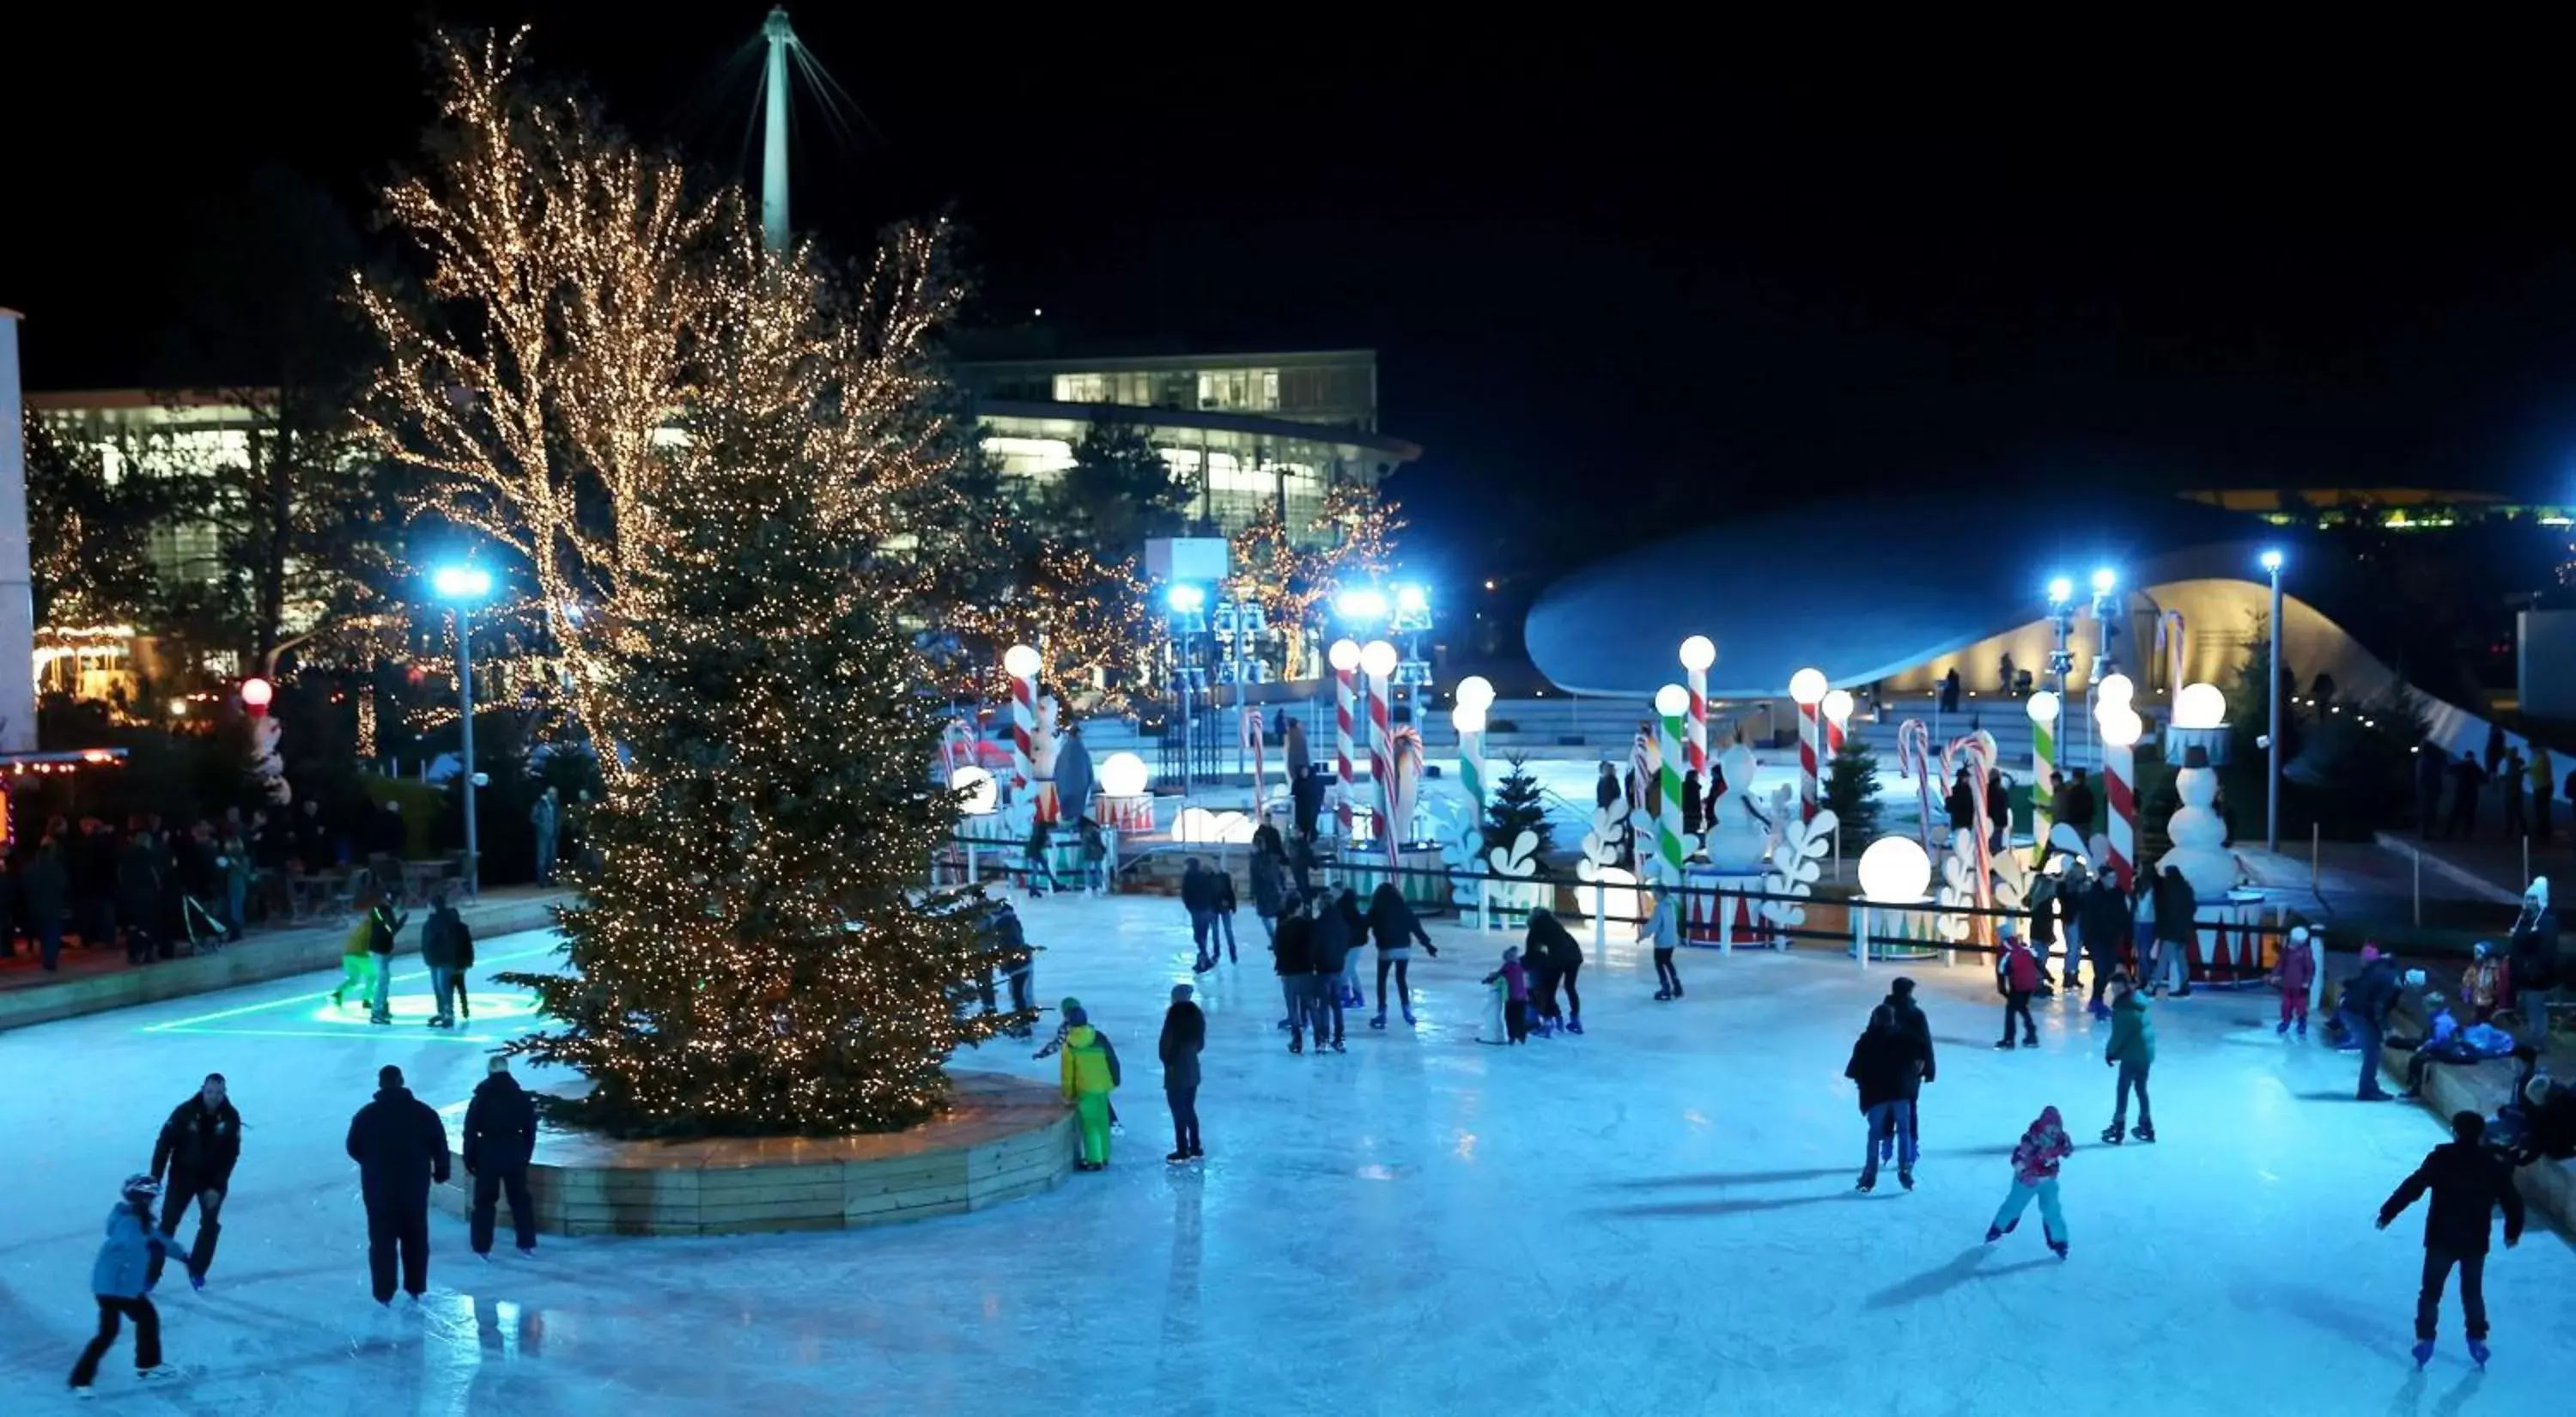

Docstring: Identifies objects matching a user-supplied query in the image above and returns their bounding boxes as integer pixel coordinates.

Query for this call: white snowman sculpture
[2154,745,2241,971]
[1703,743,1769,872]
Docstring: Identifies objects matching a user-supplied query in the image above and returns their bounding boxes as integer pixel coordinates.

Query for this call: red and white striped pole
[1680,636,1715,785]
[1822,688,1852,758]
[1329,638,1360,842]
[1003,643,1040,806]
[1790,668,1827,824]
[2096,674,2142,891]
[1360,640,1399,866]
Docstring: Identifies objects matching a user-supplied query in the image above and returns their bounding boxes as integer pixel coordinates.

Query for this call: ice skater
[1334,887,1368,1006]
[2099,973,2155,1144]
[364,891,408,1026]
[2341,945,2403,1101]
[68,1174,176,1396]
[1882,977,1938,1153]
[1035,995,1121,1128]
[1847,1003,1928,1191]
[421,885,474,1029]
[1058,1000,1122,1170]
[346,1064,451,1306]
[1647,889,1683,1000]
[1367,880,1437,1029]
[463,1056,539,1258]
[1181,857,1221,971]
[331,903,376,1011]
[1984,1105,2074,1259]
[2378,1110,2524,1369]
[146,1073,240,1291]
[2271,925,2316,1037]
[1994,919,2039,1049]
[1524,909,1583,1034]
[1307,891,1353,1051]
[1212,866,1240,964]
[1482,946,1531,1043]
[1159,983,1205,1163]
[1273,903,1320,1053]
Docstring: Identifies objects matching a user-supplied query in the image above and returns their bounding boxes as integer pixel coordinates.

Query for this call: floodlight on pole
[2091,568,2117,594]
[1336,587,1388,623]
[2047,575,2074,605]
[1167,583,1206,613]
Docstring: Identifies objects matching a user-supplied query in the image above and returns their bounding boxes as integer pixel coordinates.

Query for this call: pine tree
[1481,756,1555,857]
[1825,741,1884,854]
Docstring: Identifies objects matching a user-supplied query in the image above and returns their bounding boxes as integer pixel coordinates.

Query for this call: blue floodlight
[1336,587,1388,622]
[2259,549,2284,573]
[2046,575,2074,605]
[1167,583,1206,613]
[432,565,494,600]
[2091,568,2116,594]
[1393,582,1429,615]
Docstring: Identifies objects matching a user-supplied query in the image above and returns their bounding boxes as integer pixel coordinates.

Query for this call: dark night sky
[12,11,2576,597]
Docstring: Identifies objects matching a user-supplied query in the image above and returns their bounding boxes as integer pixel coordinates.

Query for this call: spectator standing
[1159,983,1206,1163]
[463,1056,539,1257]
[24,833,69,972]
[420,885,473,1029]
[530,786,561,885]
[2447,752,2486,840]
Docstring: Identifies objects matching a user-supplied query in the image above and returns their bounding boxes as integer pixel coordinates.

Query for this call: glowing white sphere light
[1653,683,1690,718]
[1789,667,1828,706]
[1821,689,1855,727]
[1452,704,1487,736]
[950,765,999,815]
[1358,640,1399,679]
[1680,635,1716,672]
[2026,690,2061,725]
[1857,835,1934,902]
[2095,672,2136,709]
[1327,638,1362,672]
[1455,675,1497,712]
[240,678,274,710]
[2099,707,2143,749]
[2173,682,2227,730]
[1002,643,1041,678]
[1097,751,1150,799]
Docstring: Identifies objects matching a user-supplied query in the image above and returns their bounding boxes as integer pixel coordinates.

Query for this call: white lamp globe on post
[1854,834,1934,967]
[1358,640,1400,849]
[240,678,274,714]
[1455,674,1496,713]
[1680,636,1716,672]
[1679,636,1716,780]
[1001,643,1041,680]
[950,763,998,886]
[2260,548,2285,851]
[2027,690,2062,847]
[1358,639,1399,680]
[2096,672,2135,712]
[2173,682,2227,731]
[430,563,494,895]
[1327,638,1361,674]
[1097,752,1150,800]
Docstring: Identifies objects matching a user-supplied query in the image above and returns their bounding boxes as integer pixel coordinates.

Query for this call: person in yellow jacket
[1057,999,1122,1171]
[330,909,377,1010]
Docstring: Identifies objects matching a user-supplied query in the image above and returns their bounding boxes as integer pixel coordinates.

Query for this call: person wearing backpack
[1058,1000,1121,1171]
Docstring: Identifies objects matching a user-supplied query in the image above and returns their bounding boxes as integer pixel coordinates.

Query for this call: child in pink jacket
[1985,1104,2074,1258]
[2270,926,2317,1037]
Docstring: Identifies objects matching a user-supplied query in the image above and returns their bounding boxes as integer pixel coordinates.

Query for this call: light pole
[2262,549,2285,852]
[434,565,494,894]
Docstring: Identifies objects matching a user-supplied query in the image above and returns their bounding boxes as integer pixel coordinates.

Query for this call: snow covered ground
[3,896,2568,1415]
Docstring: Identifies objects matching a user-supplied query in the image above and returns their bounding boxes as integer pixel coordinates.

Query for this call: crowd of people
[68,1060,542,1395]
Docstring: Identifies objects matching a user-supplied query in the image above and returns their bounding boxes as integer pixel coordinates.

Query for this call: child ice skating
[69,1174,175,1396]
[1994,921,2040,1049]
[1985,1105,2074,1258]
[1057,1000,1122,1171]
[2100,974,2156,1143]
[2271,925,2316,1036]
[1481,947,1531,1044]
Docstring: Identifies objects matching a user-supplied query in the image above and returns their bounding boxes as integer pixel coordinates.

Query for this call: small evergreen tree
[1481,756,1555,857]
[1824,741,1884,854]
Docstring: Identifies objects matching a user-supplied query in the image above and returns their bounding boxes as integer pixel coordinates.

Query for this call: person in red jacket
[2271,926,2318,1037]
[1995,921,2041,1049]
[1986,1104,2074,1258]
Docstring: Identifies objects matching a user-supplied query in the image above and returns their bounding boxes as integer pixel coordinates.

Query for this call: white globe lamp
[951,765,999,815]
[2098,707,2142,749]
[1455,675,1496,712]
[2173,682,2227,730]
[1358,640,1399,679]
[1653,683,1690,719]
[2095,672,2135,710]
[2026,690,2061,726]
[1327,638,1361,672]
[1451,704,1487,736]
[1679,635,1716,672]
[1821,688,1855,727]
[1857,835,1933,903]
[1001,643,1041,679]
[1789,667,1828,706]
[1097,751,1150,800]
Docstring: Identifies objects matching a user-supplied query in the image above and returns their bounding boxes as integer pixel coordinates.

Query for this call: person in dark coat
[1680,769,1704,837]
[1364,881,1437,1029]
[1846,1003,1930,1191]
[1882,976,1938,1152]
[2055,768,2096,840]
[1945,767,1977,840]
[1523,909,1583,1035]
[1159,983,1206,1163]
[419,886,473,1029]
[2502,749,2529,838]
[1939,667,1961,714]
[1292,765,1326,843]
[345,1064,451,1304]
[1308,892,1357,1049]
[1248,832,1291,944]
[2079,873,2132,1017]
[2342,946,2403,1101]
[1984,769,2011,853]
[24,836,69,972]
[2026,873,2061,992]
[1181,857,1220,972]
[462,1056,539,1257]
[2377,1110,2524,1367]
[116,824,165,964]
[146,1073,240,1290]
[1211,867,1240,964]
[2447,752,2486,840]
[2150,864,2196,997]
[2506,880,2560,1043]
[1595,761,1621,813]
[1272,899,1317,1053]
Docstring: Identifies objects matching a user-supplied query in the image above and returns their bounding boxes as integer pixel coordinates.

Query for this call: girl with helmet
[69,1173,177,1396]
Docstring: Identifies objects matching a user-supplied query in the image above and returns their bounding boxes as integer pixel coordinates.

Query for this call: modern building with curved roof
[1523,489,2473,734]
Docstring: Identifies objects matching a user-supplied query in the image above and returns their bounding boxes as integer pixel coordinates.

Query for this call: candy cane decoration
[1800,701,1820,822]
[2104,732,2137,892]
[1942,729,1997,942]
[1363,642,1395,861]
[1656,693,1689,885]
[1629,726,1656,873]
[1896,719,1935,852]
[1329,640,1359,842]
[1003,644,1041,799]
[939,717,978,783]
[1390,725,1425,857]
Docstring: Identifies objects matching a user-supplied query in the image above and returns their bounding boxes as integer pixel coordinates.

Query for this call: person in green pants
[1058,999,1122,1171]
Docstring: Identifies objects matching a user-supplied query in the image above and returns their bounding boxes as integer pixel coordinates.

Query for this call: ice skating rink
[3,895,2569,1415]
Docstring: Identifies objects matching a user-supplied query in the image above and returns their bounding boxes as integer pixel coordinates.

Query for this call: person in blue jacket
[69,1173,175,1394]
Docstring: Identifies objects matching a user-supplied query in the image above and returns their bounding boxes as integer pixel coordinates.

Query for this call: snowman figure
[2154,745,2245,977]
[1703,743,1770,873]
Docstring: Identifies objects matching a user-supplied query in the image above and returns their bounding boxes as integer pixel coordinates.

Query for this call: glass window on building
[1196,368,1280,412]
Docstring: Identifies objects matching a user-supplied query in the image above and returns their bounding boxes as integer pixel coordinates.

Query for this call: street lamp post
[2263,549,2285,852]
[433,565,494,895]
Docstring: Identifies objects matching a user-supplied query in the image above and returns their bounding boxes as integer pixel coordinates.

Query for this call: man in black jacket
[1881,977,1938,1154]
[346,1064,451,1304]
[1159,983,1206,1164]
[2079,874,2132,1018]
[2055,768,2097,842]
[1180,859,1220,973]
[148,1073,241,1289]
[2342,949,2403,1101]
[420,886,474,1029]
[2378,1110,2524,1367]
[462,1057,539,1258]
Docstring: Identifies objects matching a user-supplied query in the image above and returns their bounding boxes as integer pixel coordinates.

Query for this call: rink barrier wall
[0,891,568,1034]
[434,1070,1077,1237]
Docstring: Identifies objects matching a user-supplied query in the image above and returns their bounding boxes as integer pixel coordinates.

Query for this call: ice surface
[3,895,2569,1415]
